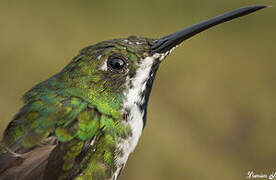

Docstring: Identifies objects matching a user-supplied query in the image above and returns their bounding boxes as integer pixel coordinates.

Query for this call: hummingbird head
[42,5,266,127]
[58,36,160,126]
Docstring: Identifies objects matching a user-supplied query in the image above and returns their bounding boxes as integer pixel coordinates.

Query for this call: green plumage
[0,36,154,180]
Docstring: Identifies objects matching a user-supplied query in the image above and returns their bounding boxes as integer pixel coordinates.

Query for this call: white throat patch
[115,54,157,167]
[112,50,177,179]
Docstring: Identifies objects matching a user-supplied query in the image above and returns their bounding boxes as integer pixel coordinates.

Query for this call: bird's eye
[107,55,126,71]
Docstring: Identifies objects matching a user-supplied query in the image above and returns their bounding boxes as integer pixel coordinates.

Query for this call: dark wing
[0,91,102,180]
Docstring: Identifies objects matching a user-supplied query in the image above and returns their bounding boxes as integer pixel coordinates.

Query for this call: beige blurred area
[0,1,275,179]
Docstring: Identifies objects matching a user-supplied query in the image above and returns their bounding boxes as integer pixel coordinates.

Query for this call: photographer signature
[247,171,276,180]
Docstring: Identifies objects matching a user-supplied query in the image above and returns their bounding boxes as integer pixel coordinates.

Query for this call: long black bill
[151,5,267,54]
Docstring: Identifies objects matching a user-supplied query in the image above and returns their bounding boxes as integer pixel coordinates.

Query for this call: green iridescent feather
[0,36,154,179]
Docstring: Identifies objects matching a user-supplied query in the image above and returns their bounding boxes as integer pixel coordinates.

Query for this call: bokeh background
[0,1,275,179]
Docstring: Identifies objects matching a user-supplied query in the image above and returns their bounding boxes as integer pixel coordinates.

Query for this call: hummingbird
[0,5,267,180]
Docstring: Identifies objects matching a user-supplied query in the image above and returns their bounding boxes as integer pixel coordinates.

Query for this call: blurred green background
[0,0,275,179]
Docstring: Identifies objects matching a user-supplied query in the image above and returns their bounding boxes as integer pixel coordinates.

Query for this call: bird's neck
[114,56,158,171]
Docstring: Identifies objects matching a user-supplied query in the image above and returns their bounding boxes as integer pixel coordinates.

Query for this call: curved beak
[151,5,267,54]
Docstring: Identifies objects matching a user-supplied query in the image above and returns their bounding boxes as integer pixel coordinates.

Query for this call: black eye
[107,56,126,71]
